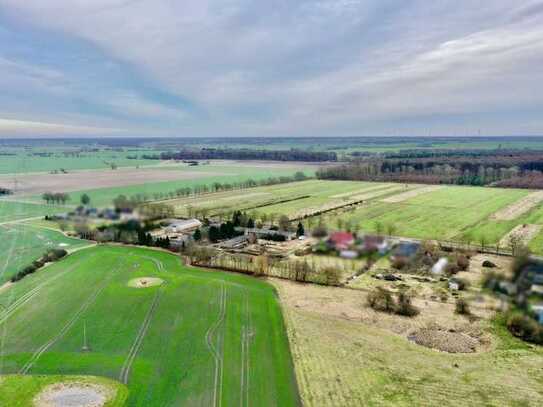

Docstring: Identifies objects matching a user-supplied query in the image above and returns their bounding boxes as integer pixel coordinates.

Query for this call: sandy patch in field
[127,277,164,288]
[381,185,443,203]
[0,168,223,196]
[330,184,393,198]
[0,281,12,294]
[219,192,271,201]
[491,191,543,220]
[34,382,112,407]
[349,185,406,201]
[499,224,542,248]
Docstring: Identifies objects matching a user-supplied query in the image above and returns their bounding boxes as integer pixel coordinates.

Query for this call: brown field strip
[491,191,543,220]
[381,185,443,203]
[499,224,542,247]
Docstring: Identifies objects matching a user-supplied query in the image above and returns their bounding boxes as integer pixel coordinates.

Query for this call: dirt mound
[408,327,480,353]
[127,277,164,288]
[34,382,111,407]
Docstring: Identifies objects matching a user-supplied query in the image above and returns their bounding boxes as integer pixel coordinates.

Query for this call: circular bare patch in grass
[34,382,111,407]
[127,277,164,288]
[408,328,480,353]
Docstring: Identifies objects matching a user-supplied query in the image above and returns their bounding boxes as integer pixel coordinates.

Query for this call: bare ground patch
[491,191,543,220]
[127,277,164,288]
[0,168,224,196]
[408,325,482,353]
[381,185,443,203]
[34,382,113,407]
[330,184,394,198]
[499,224,542,248]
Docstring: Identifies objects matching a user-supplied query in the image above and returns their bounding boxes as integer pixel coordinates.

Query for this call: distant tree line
[109,172,309,206]
[141,148,337,162]
[0,187,12,196]
[317,150,543,187]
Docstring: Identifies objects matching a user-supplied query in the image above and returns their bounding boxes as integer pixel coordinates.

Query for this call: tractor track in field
[119,287,163,385]
[19,258,122,374]
[136,255,165,272]
[0,257,92,326]
[240,292,253,407]
[206,283,227,407]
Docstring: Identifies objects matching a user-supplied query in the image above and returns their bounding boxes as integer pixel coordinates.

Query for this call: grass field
[0,200,67,223]
[275,280,543,406]
[164,179,543,253]
[0,245,299,406]
[0,224,88,285]
[14,162,317,208]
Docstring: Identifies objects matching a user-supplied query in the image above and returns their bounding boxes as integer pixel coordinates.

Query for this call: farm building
[167,219,202,234]
[391,241,420,261]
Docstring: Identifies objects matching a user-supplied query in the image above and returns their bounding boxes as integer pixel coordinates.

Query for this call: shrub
[391,257,407,270]
[367,287,395,313]
[323,267,341,286]
[396,290,419,316]
[455,297,471,315]
[445,263,460,275]
[506,313,542,344]
[457,255,469,271]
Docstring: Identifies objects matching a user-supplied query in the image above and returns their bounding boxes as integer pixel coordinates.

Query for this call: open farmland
[0,200,67,224]
[0,223,88,284]
[0,245,299,406]
[158,179,543,253]
[273,278,543,406]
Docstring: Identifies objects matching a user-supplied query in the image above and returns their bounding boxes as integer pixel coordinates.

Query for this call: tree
[193,228,202,241]
[247,218,255,228]
[385,223,397,237]
[279,215,290,232]
[312,224,328,239]
[80,193,91,206]
[374,221,384,236]
[296,222,305,237]
[455,297,471,315]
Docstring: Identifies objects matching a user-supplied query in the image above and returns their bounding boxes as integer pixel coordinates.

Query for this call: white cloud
[0,0,542,136]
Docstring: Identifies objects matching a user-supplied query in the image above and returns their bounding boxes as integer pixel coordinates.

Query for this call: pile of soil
[34,382,111,407]
[408,327,480,353]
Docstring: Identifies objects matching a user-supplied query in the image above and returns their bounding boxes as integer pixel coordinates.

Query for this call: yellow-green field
[159,179,543,254]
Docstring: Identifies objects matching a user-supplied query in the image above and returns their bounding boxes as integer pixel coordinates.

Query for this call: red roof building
[328,232,355,250]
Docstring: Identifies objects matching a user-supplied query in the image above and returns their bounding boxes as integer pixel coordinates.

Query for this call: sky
[0,0,542,138]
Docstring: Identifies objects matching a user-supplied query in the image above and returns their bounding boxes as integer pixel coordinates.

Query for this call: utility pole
[81,320,90,352]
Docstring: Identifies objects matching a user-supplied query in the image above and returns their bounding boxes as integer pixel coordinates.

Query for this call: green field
[0,245,299,406]
[0,200,67,223]
[0,223,89,284]
[159,179,543,254]
[0,147,162,174]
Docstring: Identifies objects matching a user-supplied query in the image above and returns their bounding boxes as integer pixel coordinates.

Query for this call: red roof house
[328,232,355,251]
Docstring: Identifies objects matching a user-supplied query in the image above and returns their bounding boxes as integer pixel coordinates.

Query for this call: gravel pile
[34,383,110,407]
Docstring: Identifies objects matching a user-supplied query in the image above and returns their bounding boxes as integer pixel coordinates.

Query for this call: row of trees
[42,192,70,205]
[11,248,67,282]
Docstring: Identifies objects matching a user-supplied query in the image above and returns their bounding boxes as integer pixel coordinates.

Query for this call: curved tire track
[119,287,162,385]
[206,283,227,407]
